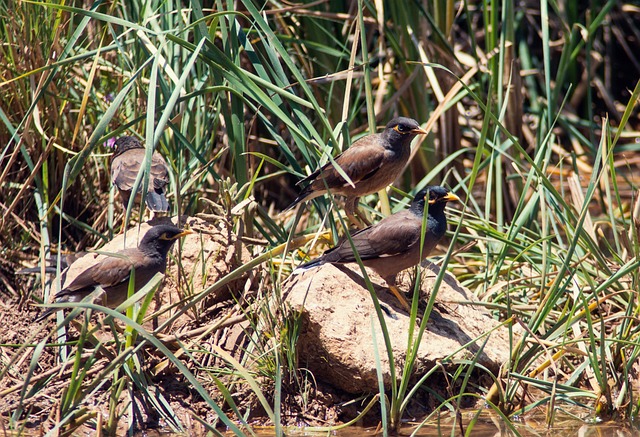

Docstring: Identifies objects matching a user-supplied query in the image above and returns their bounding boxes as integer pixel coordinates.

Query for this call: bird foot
[344,197,371,229]
[388,285,411,312]
[345,208,371,229]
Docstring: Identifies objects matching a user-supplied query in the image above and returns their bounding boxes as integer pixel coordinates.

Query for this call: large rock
[284,262,511,394]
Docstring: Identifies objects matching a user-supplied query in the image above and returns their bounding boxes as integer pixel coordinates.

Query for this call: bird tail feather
[34,307,55,323]
[295,168,320,186]
[17,266,57,275]
[146,192,170,212]
[283,191,308,212]
[292,258,326,275]
[284,186,326,212]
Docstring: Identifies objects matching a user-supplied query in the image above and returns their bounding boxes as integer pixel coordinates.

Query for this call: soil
[0,216,511,434]
[0,216,347,434]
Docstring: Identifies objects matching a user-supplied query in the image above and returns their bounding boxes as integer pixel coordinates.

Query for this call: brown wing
[112,149,169,192]
[308,137,386,190]
[325,211,421,262]
[150,152,169,193]
[59,253,136,296]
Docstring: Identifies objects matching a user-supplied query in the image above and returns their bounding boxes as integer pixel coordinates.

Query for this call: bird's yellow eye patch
[393,125,406,134]
[159,232,170,240]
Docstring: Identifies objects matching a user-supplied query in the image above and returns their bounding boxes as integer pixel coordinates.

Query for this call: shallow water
[266,422,639,436]
[245,409,640,436]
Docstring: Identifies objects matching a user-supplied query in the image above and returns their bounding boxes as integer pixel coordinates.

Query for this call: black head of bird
[381,117,428,151]
[113,136,144,156]
[140,224,193,259]
[408,185,460,237]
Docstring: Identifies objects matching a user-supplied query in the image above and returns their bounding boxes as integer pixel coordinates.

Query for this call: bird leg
[345,197,372,229]
[387,284,411,312]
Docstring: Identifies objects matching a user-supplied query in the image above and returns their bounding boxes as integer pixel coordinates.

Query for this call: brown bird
[294,186,460,311]
[35,224,192,321]
[286,117,428,227]
[110,136,171,213]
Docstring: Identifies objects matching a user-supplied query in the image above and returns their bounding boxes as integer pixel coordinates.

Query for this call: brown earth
[0,216,254,434]
[1,216,510,433]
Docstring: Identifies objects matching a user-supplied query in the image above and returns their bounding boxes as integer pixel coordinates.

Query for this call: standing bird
[294,186,460,311]
[286,117,428,227]
[35,224,192,321]
[110,136,171,214]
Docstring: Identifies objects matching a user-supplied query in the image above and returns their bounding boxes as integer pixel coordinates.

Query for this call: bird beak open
[412,127,429,135]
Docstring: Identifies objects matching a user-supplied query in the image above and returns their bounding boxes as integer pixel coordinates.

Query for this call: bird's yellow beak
[427,191,461,204]
[443,192,461,203]
[412,127,429,135]
[174,229,194,239]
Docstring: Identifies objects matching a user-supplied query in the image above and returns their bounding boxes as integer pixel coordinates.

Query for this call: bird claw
[380,304,398,319]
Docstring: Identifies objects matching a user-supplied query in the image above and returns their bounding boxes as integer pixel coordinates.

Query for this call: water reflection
[241,409,640,436]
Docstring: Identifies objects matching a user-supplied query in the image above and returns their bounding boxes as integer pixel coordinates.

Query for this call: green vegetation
[1,0,639,435]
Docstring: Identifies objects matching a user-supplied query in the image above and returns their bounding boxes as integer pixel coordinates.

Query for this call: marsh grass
[1,0,640,435]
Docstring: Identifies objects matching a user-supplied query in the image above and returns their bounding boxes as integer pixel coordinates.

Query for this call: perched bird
[35,224,192,321]
[110,136,171,214]
[286,117,427,227]
[294,186,460,311]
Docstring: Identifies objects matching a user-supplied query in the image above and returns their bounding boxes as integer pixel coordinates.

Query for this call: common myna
[294,186,460,310]
[35,224,192,321]
[110,136,171,213]
[286,117,427,227]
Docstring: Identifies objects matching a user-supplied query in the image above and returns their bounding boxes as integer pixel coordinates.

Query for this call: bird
[293,186,460,311]
[286,117,428,227]
[35,224,192,321]
[110,136,171,214]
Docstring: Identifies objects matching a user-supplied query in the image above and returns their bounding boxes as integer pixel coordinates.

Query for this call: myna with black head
[35,224,192,321]
[110,136,171,214]
[294,186,460,311]
[286,117,427,227]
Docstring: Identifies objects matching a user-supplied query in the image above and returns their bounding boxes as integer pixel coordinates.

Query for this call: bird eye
[393,124,408,134]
